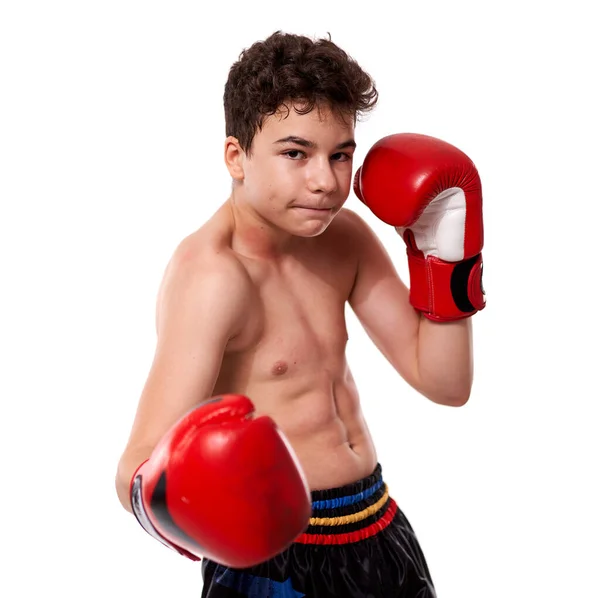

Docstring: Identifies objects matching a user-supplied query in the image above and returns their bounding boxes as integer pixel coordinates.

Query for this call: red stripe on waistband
[294,498,398,545]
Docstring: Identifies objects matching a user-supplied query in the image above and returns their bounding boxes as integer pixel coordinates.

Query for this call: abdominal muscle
[213,358,378,491]
[284,404,378,491]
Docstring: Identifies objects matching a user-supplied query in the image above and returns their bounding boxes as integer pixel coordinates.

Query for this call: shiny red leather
[130,394,312,568]
[354,133,485,321]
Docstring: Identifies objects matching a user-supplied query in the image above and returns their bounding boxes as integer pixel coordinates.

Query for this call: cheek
[336,165,353,195]
[265,161,302,198]
[244,157,305,206]
[244,168,292,212]
[272,158,301,181]
[243,163,271,199]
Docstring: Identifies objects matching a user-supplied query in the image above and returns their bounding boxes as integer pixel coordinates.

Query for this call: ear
[224,136,245,180]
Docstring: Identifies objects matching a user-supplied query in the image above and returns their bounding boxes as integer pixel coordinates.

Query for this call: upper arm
[344,209,422,389]
[123,245,250,454]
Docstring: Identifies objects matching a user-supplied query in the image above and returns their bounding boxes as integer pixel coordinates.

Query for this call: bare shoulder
[167,205,250,283]
[155,218,252,335]
[170,229,246,279]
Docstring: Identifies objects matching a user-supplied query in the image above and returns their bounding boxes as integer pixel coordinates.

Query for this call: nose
[306,157,337,195]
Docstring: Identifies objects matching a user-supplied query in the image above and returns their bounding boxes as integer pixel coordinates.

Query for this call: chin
[287,207,337,236]
[293,221,333,238]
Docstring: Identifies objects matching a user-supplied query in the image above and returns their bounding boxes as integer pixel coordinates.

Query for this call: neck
[226,191,300,261]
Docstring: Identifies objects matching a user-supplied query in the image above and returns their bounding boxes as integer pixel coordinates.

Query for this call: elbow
[115,461,134,514]
[446,384,472,407]
[426,386,472,407]
[448,392,470,407]
[115,446,153,513]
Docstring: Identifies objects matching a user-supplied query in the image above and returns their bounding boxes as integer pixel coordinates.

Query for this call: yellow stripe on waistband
[309,484,389,527]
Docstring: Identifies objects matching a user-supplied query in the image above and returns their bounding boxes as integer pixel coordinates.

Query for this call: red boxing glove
[130,394,311,568]
[354,133,486,321]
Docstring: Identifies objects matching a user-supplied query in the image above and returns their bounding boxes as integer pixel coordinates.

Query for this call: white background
[1,1,598,596]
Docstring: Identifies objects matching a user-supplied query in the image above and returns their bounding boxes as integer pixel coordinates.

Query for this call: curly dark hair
[224,31,378,154]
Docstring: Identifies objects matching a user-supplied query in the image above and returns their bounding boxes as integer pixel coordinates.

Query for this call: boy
[116,30,483,597]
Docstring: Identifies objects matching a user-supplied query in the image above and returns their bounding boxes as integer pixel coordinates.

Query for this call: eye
[283,150,306,160]
[331,152,352,162]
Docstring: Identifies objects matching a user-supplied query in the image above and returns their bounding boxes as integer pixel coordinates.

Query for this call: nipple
[271,360,289,376]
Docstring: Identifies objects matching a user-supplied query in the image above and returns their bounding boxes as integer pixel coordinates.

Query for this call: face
[231,103,356,237]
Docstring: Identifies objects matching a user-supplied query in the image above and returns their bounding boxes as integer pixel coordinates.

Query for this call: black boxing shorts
[201,463,437,597]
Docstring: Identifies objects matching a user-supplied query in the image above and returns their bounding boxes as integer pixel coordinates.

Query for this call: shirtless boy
[116,30,484,598]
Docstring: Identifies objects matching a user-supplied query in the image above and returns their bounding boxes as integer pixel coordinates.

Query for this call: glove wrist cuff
[130,461,201,562]
[407,251,486,321]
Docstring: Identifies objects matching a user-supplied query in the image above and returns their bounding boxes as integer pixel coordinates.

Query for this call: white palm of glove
[395,187,467,262]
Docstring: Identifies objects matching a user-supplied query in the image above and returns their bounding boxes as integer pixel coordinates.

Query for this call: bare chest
[221,249,356,386]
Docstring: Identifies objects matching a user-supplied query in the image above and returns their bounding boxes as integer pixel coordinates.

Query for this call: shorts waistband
[295,463,398,545]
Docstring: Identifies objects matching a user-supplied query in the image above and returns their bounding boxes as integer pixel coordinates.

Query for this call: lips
[294,206,333,211]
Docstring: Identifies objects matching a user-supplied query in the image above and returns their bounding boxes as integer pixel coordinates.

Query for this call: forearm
[416,315,473,406]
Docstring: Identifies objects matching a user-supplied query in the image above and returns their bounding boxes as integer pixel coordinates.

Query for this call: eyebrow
[273,136,357,150]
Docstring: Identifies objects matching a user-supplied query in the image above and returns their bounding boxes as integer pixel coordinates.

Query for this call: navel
[271,360,289,376]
